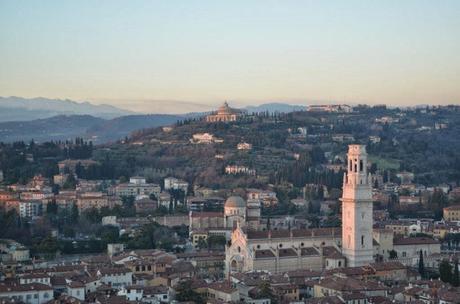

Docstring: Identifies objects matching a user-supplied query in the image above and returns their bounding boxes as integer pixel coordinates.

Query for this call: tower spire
[341,144,374,267]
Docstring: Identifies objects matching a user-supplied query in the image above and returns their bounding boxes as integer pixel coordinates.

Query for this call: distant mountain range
[0,96,133,121]
[0,97,310,142]
[0,114,183,143]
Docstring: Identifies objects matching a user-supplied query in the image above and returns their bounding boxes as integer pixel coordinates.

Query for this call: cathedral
[225,145,441,274]
[205,102,242,123]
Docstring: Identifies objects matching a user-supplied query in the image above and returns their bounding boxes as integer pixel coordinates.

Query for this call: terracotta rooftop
[316,276,387,292]
[246,227,341,240]
[444,205,460,210]
[255,250,275,258]
[278,248,297,257]
[393,237,439,245]
[322,246,344,259]
[301,247,320,256]
[190,211,223,218]
[370,261,406,271]
[0,283,53,292]
[207,281,237,294]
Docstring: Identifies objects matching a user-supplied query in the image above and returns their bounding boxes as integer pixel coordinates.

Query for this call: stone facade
[225,227,341,274]
[342,145,374,267]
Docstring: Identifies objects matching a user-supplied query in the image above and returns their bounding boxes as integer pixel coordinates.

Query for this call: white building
[19,274,51,286]
[118,285,170,303]
[0,239,30,262]
[66,281,85,301]
[247,189,278,207]
[96,268,133,288]
[19,201,43,218]
[164,177,189,194]
[114,178,161,198]
[237,142,252,150]
[341,145,374,267]
[0,283,53,304]
[225,165,256,176]
[191,133,223,144]
[130,176,146,184]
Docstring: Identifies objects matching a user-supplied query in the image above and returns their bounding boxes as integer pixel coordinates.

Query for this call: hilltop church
[225,145,441,274]
[206,102,243,123]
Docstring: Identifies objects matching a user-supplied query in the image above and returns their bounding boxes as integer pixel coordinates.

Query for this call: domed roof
[217,102,235,115]
[225,196,246,208]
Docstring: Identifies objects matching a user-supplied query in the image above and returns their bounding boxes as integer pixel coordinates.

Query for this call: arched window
[361,235,365,248]
[359,160,363,172]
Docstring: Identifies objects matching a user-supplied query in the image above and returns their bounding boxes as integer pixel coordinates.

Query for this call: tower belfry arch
[341,145,374,267]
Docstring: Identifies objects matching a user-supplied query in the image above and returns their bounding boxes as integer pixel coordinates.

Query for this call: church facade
[206,102,242,122]
[225,227,342,274]
[224,144,441,274]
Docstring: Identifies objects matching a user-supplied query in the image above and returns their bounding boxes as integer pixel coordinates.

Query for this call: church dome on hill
[217,102,235,115]
[206,101,242,123]
[225,196,246,208]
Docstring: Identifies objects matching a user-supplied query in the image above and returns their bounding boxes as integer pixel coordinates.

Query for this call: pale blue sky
[1,1,459,113]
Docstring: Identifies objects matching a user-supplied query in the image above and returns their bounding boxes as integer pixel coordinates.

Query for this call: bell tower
[341,145,374,267]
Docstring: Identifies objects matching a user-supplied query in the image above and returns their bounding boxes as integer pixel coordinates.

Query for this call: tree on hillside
[175,280,204,304]
[440,259,453,283]
[46,199,58,215]
[70,203,79,224]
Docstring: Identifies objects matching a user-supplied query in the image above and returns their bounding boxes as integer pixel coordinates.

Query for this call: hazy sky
[1,1,459,113]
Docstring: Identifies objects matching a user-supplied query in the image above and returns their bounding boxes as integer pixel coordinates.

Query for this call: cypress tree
[418,250,425,278]
[453,259,460,287]
[440,260,453,283]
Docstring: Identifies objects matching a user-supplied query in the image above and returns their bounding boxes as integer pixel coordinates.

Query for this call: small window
[361,235,364,248]
[359,160,363,172]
